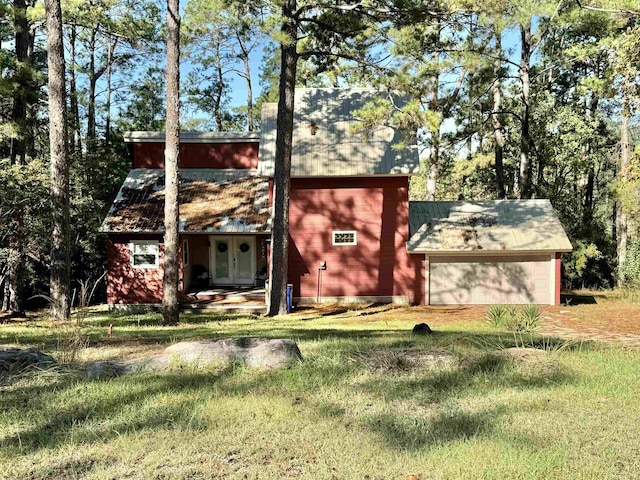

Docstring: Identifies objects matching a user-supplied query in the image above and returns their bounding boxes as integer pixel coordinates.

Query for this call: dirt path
[293,296,640,348]
[540,293,640,348]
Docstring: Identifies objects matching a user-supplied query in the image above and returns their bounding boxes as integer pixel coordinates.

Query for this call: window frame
[332,230,357,246]
[130,240,160,269]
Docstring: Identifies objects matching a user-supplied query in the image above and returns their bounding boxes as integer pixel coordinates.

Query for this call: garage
[428,254,554,305]
[408,200,573,306]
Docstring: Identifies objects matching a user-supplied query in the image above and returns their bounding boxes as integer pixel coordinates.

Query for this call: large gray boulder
[87,337,302,379]
[0,347,55,376]
[164,338,303,369]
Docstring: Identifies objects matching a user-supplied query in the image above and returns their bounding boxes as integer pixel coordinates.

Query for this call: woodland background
[0,0,638,311]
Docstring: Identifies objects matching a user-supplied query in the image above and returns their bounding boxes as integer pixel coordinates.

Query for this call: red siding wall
[107,234,164,304]
[132,142,259,169]
[107,234,186,305]
[287,177,424,304]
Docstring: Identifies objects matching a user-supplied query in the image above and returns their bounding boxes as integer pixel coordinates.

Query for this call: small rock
[86,360,126,380]
[0,347,55,376]
[412,323,433,335]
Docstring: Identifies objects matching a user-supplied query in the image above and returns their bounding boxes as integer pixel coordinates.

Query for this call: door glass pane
[236,241,252,280]
[215,241,229,278]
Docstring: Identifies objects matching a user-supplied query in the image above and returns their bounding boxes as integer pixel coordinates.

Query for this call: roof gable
[258,88,419,177]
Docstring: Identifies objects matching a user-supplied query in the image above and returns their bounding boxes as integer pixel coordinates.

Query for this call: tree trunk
[68,25,82,158]
[25,21,36,160]
[426,139,439,201]
[583,91,599,225]
[162,0,181,326]
[238,36,254,132]
[87,28,97,144]
[617,97,630,283]
[105,39,116,144]
[491,27,505,199]
[267,0,297,316]
[6,212,24,314]
[425,70,440,201]
[213,44,224,131]
[10,0,29,166]
[516,20,532,199]
[243,54,254,132]
[45,0,71,321]
[5,0,33,314]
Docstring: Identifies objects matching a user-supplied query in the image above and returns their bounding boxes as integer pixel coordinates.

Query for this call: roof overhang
[406,248,573,255]
[123,131,260,144]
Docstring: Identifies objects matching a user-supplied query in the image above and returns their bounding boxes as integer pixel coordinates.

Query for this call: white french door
[209,236,256,285]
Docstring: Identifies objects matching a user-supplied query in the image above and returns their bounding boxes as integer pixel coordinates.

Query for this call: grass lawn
[1,301,640,479]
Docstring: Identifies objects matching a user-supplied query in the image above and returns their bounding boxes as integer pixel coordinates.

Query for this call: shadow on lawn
[560,293,597,305]
[1,322,588,462]
[1,367,237,453]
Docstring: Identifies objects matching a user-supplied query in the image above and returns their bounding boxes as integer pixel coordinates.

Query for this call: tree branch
[575,0,640,16]
[298,50,393,73]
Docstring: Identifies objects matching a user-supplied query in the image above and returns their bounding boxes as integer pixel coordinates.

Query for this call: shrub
[486,304,541,333]
[619,240,640,290]
[514,305,542,333]
[485,304,510,329]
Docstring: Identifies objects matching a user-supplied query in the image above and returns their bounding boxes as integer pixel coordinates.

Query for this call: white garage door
[429,255,551,305]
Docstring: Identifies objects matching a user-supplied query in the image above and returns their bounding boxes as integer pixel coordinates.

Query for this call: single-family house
[101,88,572,308]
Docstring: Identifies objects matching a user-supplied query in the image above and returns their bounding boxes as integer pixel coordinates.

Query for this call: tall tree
[162,0,180,325]
[45,0,70,320]
[491,25,506,199]
[267,0,297,316]
[264,0,376,314]
[183,0,263,131]
[515,17,532,199]
[5,0,34,314]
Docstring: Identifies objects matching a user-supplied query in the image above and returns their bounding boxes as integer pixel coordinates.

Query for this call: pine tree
[162,0,180,325]
[45,0,71,321]
[267,0,297,316]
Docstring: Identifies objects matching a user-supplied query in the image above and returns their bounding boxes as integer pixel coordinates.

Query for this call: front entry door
[210,236,255,285]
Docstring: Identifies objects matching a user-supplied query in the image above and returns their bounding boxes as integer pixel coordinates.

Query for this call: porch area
[180,233,269,314]
[180,286,267,314]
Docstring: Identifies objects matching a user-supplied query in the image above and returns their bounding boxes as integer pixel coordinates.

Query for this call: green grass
[1,307,640,479]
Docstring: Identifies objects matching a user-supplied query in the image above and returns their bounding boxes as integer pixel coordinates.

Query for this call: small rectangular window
[332,231,357,246]
[182,240,189,266]
[130,240,159,268]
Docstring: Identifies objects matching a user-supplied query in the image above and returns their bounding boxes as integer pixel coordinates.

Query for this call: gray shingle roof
[258,88,419,177]
[408,200,573,253]
[101,169,270,234]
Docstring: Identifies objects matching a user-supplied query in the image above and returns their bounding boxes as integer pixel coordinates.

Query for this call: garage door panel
[430,255,550,305]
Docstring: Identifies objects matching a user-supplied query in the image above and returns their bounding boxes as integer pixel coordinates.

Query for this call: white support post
[549,254,556,306]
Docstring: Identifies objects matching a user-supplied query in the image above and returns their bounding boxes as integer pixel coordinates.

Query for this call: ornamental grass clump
[485,305,516,329]
[485,304,541,333]
[486,304,543,348]
[516,304,542,333]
